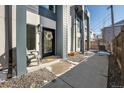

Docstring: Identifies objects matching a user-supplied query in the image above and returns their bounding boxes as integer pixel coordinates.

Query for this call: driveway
[43,52,109,88]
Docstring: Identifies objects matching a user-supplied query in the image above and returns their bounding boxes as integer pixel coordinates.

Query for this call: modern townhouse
[67,5,90,54]
[102,20,124,51]
[0,5,90,78]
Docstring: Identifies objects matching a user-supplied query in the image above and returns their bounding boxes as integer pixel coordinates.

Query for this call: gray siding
[40,16,56,29]
[56,6,62,57]
[26,5,39,14]
[39,6,56,21]
[56,5,67,59]
[16,6,27,76]
[26,5,56,21]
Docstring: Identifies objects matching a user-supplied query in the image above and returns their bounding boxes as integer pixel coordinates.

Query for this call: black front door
[42,28,55,57]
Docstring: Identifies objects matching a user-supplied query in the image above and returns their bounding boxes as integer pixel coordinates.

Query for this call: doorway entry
[42,28,55,57]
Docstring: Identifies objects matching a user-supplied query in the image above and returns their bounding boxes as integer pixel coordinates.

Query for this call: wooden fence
[112,25,124,85]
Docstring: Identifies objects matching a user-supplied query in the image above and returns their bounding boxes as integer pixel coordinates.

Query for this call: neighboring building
[97,35,104,45]
[67,5,90,53]
[89,31,97,50]
[102,19,124,51]
[0,5,90,78]
[96,35,105,51]
[84,8,90,51]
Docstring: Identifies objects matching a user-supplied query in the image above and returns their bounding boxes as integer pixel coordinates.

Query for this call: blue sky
[87,5,124,35]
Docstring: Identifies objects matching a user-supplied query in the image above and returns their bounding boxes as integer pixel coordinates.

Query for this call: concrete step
[30,58,38,62]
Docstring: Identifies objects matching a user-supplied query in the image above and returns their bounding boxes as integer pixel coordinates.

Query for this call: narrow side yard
[0,51,93,88]
[43,52,108,88]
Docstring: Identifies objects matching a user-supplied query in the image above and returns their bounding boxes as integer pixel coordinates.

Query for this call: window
[84,20,87,25]
[76,19,80,32]
[27,25,36,50]
[42,5,56,13]
[49,5,54,12]
[42,5,49,9]
[78,38,81,48]
[85,27,87,31]
[76,19,80,27]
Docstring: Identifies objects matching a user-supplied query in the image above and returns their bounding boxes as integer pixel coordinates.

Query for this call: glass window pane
[78,38,80,48]
[42,5,49,9]
[42,5,55,13]
[27,25,36,50]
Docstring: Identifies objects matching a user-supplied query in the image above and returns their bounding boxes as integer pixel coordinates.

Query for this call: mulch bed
[0,68,56,88]
[107,55,122,88]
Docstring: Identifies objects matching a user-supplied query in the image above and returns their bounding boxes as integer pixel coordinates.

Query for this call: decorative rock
[0,68,56,88]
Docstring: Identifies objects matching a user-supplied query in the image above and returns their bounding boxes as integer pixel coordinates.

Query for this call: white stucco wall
[12,6,16,49]
[0,6,16,68]
[67,5,72,53]
[0,6,6,67]
[0,6,5,57]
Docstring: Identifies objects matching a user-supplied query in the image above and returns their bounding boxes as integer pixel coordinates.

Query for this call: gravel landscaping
[0,68,56,88]
[41,56,60,64]
[0,51,94,88]
[48,60,72,75]
[68,53,86,62]
[107,55,122,88]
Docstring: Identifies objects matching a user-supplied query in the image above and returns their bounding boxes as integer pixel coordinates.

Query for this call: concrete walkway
[43,52,109,88]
